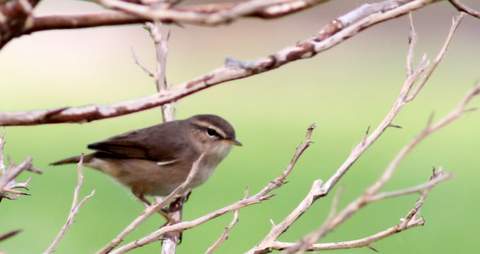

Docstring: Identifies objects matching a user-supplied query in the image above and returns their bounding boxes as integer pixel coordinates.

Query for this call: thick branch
[0,0,439,126]
[26,0,329,33]
[95,0,330,26]
[26,11,146,33]
[0,0,40,48]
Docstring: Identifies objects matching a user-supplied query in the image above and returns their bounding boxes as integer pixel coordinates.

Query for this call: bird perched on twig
[51,114,241,205]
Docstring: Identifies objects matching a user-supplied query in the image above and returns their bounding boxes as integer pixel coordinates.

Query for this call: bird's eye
[206,128,219,138]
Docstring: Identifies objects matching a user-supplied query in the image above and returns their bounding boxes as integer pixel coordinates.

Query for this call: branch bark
[0,0,40,48]
[95,0,330,26]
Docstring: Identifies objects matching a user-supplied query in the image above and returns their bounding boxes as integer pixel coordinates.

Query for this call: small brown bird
[51,114,241,204]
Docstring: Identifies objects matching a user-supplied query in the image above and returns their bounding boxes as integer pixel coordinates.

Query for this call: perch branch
[145,15,179,253]
[0,0,440,126]
[43,157,95,254]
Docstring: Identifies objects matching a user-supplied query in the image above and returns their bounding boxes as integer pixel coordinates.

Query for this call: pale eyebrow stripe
[192,120,227,138]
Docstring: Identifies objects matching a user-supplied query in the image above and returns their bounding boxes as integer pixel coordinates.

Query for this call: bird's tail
[50,154,93,166]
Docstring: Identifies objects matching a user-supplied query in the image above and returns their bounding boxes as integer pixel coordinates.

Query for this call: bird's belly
[87,158,188,196]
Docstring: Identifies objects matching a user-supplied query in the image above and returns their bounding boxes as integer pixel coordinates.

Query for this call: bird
[51,114,241,205]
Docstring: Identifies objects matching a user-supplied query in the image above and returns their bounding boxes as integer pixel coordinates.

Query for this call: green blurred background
[1,0,480,253]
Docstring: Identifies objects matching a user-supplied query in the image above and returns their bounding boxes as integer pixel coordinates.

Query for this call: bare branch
[205,209,240,254]
[449,0,480,19]
[95,0,330,26]
[247,14,462,254]
[43,157,95,254]
[0,154,33,200]
[25,0,330,34]
[271,204,425,252]
[108,125,315,253]
[405,13,464,102]
[0,0,40,48]
[26,11,147,33]
[145,21,175,122]
[131,47,154,78]
[370,169,452,202]
[284,81,480,252]
[0,0,440,126]
[406,12,417,77]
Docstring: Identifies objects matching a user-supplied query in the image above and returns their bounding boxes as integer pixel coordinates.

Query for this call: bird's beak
[231,139,243,146]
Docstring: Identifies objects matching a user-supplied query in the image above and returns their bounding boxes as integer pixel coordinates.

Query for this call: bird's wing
[87,121,190,163]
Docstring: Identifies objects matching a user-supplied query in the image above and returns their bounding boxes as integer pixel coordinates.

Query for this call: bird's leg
[132,190,173,222]
[134,192,151,206]
[184,190,192,202]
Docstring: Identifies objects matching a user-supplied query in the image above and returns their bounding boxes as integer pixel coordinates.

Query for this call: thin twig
[205,209,240,254]
[43,157,95,254]
[131,47,154,78]
[449,0,480,19]
[405,13,464,102]
[370,169,452,202]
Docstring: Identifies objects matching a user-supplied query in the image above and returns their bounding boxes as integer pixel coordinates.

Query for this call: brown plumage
[51,114,241,202]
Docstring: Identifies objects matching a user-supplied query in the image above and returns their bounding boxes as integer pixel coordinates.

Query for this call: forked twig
[205,209,240,254]
[43,157,95,254]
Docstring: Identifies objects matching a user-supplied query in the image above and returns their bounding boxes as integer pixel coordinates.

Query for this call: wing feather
[87,120,192,163]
